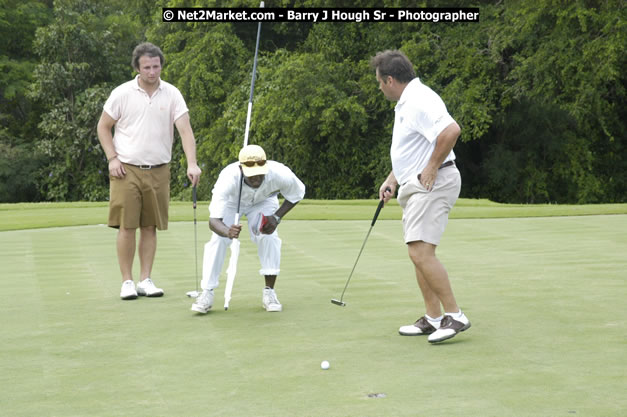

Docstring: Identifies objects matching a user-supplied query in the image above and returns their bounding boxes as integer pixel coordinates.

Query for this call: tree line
[1,0,625,204]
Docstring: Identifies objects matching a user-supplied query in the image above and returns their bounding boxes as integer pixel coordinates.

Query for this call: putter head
[186,290,200,298]
[331,299,346,307]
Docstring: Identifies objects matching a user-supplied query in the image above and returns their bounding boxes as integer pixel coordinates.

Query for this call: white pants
[201,199,282,291]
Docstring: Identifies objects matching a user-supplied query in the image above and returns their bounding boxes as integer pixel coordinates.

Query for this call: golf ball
[321,360,330,370]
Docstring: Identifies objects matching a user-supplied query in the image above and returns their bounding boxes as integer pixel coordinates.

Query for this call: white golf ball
[321,360,330,370]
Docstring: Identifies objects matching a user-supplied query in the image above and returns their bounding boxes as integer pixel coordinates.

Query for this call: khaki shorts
[397,165,461,245]
[108,163,170,230]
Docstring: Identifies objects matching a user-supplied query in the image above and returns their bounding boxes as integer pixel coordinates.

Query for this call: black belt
[404,161,456,186]
[127,163,167,170]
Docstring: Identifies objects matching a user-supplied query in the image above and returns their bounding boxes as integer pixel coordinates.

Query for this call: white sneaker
[136,278,164,297]
[120,280,137,300]
[262,287,282,312]
[191,289,214,314]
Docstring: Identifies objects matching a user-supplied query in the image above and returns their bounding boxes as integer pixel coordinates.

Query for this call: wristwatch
[272,214,282,224]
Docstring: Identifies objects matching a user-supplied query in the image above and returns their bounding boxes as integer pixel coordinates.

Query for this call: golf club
[224,1,264,310]
[224,174,243,310]
[331,188,391,307]
[186,185,200,298]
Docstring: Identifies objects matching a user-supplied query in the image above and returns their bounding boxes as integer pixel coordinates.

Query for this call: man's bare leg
[407,241,459,314]
[117,227,136,282]
[139,226,157,281]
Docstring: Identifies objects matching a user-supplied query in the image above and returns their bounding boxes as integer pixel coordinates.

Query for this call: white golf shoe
[399,316,440,336]
[428,312,471,343]
[262,287,282,312]
[136,278,164,297]
[120,280,138,300]
[191,289,214,314]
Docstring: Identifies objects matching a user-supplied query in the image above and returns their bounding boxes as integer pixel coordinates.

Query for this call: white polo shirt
[209,161,306,218]
[103,76,189,165]
[391,77,456,186]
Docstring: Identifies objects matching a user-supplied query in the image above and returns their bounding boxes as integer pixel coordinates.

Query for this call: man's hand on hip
[419,165,438,192]
[109,157,126,178]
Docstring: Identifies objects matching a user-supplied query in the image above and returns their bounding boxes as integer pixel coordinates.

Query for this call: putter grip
[372,187,391,226]
[192,185,197,209]
[236,174,244,213]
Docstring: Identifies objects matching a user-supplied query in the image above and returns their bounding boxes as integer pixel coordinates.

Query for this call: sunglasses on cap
[241,160,266,167]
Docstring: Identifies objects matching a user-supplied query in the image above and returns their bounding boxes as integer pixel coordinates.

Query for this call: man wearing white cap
[192,145,306,313]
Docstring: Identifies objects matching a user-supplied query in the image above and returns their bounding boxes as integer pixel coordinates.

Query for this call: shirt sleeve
[103,86,123,121]
[413,90,455,143]
[275,163,306,203]
[209,165,238,218]
[172,87,189,122]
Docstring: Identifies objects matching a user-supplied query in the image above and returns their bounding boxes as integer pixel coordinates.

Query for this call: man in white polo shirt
[97,42,202,300]
[191,144,305,314]
[371,50,470,343]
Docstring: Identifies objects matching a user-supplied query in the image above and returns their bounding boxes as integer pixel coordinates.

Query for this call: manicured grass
[1,199,626,231]
[1,210,626,416]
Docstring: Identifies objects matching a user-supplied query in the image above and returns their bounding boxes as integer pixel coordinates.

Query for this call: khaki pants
[397,166,461,245]
[108,163,170,230]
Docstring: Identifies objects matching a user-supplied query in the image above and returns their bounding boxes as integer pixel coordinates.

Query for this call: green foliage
[2,0,625,203]
[0,130,45,202]
[36,86,113,201]
[0,0,52,203]
[471,99,602,204]
[29,0,143,201]
[253,51,373,198]
[0,0,51,59]
[482,0,627,202]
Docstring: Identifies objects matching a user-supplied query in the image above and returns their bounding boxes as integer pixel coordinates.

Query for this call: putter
[186,186,200,298]
[224,1,264,310]
[332,188,390,307]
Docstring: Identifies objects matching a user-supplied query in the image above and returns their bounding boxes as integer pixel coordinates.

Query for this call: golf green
[1,214,625,416]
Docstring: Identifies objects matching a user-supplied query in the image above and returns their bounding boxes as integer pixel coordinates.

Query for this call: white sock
[445,310,464,320]
[425,315,442,329]
[425,314,444,323]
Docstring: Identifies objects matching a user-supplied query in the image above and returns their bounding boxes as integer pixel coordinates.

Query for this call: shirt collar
[133,75,162,92]
[395,77,420,110]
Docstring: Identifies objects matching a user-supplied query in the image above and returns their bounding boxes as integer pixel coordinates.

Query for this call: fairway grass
[1,213,626,416]
[1,198,626,231]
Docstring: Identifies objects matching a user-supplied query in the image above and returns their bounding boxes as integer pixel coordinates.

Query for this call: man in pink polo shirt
[97,42,201,300]
[371,50,471,343]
